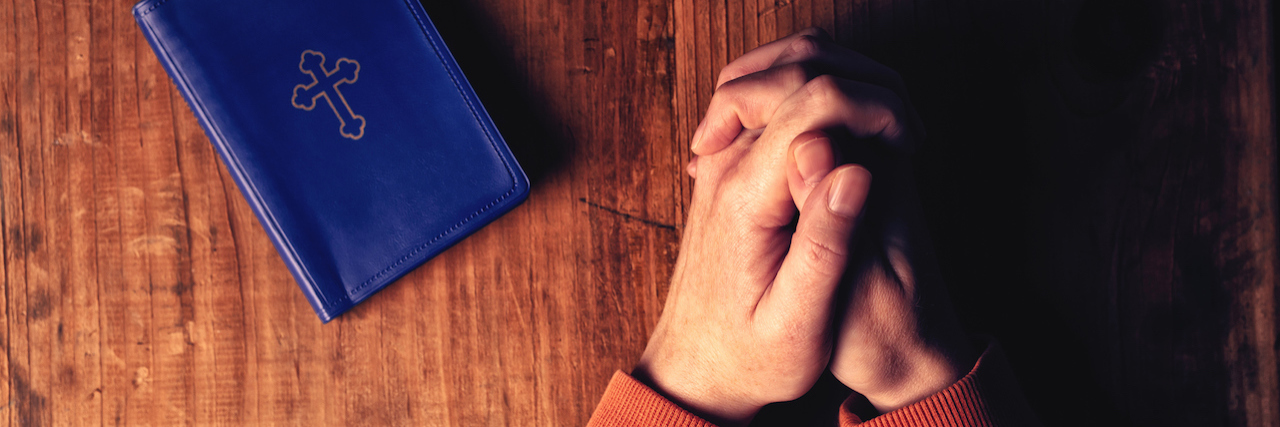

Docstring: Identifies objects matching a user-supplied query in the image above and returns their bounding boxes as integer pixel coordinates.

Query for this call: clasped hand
[633,28,975,426]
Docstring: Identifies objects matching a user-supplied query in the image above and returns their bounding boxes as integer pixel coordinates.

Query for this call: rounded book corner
[132,0,165,17]
[511,172,531,203]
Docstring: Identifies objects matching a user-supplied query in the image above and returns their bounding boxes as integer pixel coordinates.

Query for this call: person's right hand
[687,28,976,414]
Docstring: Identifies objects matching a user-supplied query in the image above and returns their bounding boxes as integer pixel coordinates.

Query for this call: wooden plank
[133,0,197,420]
[62,0,106,424]
[167,37,248,424]
[90,0,127,424]
[1,0,19,422]
[0,0,1274,426]
[37,3,69,427]
[0,0,14,424]
[11,0,50,425]
[106,0,155,424]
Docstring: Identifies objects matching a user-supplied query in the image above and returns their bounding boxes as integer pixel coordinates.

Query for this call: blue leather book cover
[133,0,530,322]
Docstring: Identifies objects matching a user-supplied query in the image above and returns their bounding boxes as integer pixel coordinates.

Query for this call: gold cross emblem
[291,50,366,140]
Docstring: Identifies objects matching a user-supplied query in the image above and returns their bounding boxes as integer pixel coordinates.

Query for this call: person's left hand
[684,28,975,414]
[634,125,872,426]
[634,26,936,425]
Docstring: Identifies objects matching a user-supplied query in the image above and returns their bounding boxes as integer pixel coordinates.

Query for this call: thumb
[758,165,871,324]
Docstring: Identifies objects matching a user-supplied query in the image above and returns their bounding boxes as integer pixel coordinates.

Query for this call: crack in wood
[579,198,677,231]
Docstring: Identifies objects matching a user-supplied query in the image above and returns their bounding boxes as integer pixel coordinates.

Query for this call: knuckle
[798,26,829,40]
[871,88,909,140]
[877,108,906,141]
[707,81,733,105]
[786,35,824,59]
[802,74,844,106]
[801,234,848,272]
[779,62,818,86]
[706,90,748,127]
[716,64,745,88]
[713,77,750,107]
[714,107,754,139]
[713,79,768,128]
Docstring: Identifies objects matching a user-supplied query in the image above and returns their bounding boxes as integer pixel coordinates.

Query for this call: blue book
[133,0,530,322]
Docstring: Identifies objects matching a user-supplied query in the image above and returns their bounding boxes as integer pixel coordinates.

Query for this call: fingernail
[828,167,869,217]
[794,137,834,186]
[691,121,706,152]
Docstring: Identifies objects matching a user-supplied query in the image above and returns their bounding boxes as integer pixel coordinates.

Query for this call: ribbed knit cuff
[840,341,1040,427]
[587,371,718,427]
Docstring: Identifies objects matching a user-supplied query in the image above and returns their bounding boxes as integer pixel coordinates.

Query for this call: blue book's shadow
[419,0,569,189]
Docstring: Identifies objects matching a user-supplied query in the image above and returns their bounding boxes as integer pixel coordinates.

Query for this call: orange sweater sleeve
[587,341,1038,427]
[838,341,1040,426]
[585,371,718,427]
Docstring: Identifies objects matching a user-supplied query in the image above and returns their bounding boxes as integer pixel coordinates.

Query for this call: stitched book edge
[134,0,348,321]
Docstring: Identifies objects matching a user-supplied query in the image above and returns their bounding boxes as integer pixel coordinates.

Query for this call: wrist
[631,360,762,426]
[836,336,976,414]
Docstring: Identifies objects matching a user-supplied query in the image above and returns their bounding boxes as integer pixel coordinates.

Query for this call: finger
[757,165,871,328]
[691,28,830,154]
[716,127,796,230]
[728,75,908,223]
[695,35,922,157]
[767,38,925,149]
[715,27,830,89]
[768,35,905,94]
[692,63,818,155]
[787,131,836,210]
[771,75,912,152]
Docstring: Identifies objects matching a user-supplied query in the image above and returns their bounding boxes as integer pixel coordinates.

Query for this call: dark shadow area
[752,371,851,426]
[413,1,1258,426]
[886,0,1167,425]
[416,0,569,188]
[755,0,1172,426]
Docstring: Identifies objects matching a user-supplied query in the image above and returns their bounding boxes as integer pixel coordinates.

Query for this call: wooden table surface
[2,0,1276,426]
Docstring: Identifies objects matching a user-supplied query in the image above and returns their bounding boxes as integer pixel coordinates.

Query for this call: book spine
[132,0,350,322]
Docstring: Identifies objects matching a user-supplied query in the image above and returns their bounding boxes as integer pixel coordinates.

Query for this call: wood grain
[0,0,1275,426]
